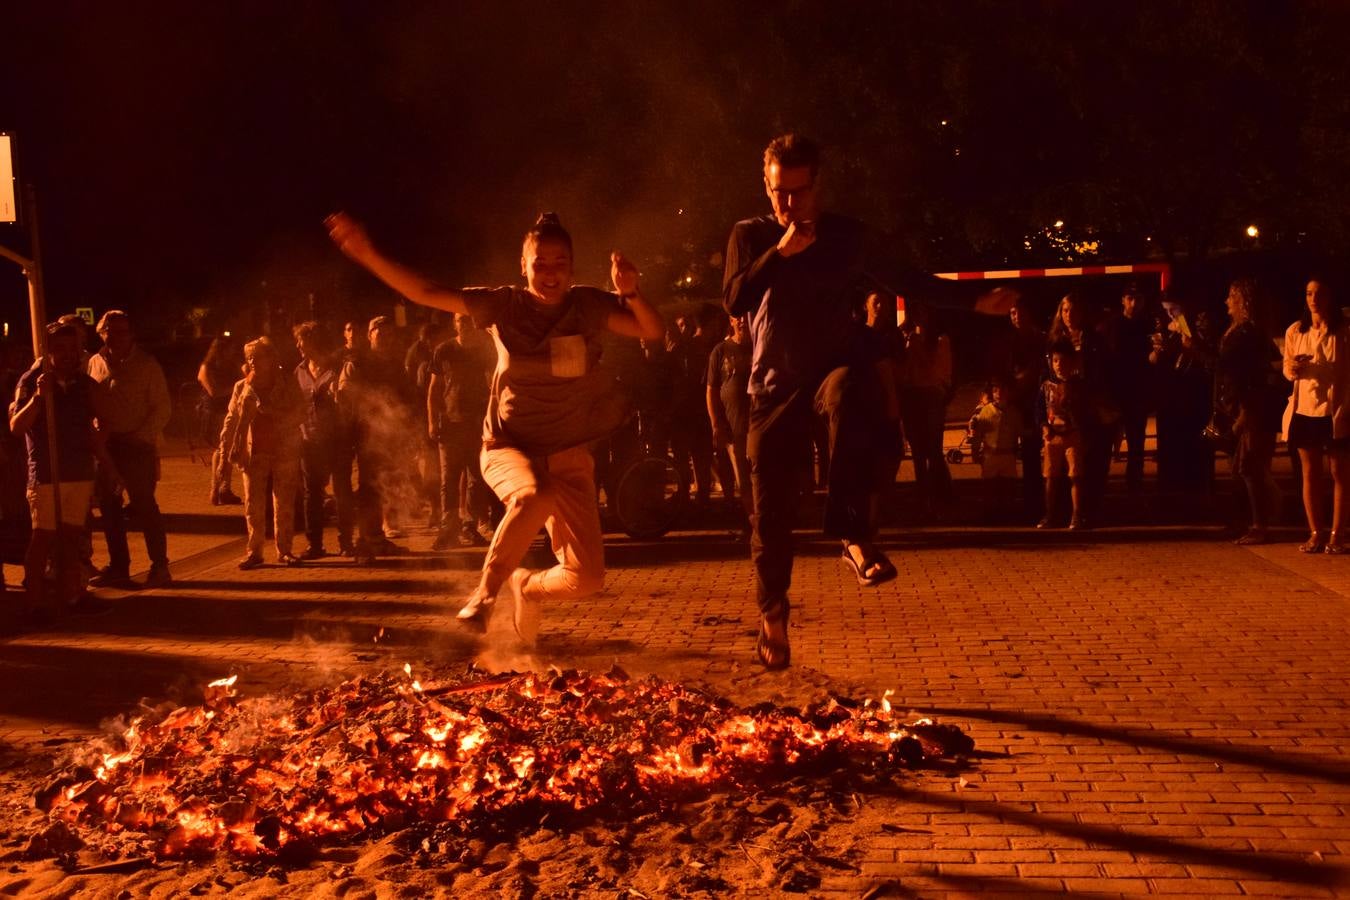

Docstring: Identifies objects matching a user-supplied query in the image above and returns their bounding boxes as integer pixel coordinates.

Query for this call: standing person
[0,339,35,592]
[966,379,1023,521]
[8,322,116,620]
[1106,284,1155,490]
[1036,342,1088,529]
[898,302,953,521]
[405,319,446,526]
[219,338,306,568]
[1151,298,1215,494]
[1047,292,1114,526]
[87,310,173,589]
[331,321,366,557]
[722,134,1013,669]
[669,314,716,505]
[197,334,243,505]
[293,322,349,559]
[706,313,754,529]
[338,316,411,564]
[1217,279,1283,545]
[1282,277,1350,553]
[995,296,1047,520]
[863,291,905,525]
[428,313,493,550]
[326,211,663,646]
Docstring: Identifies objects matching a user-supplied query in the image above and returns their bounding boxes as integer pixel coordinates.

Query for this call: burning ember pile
[36,666,972,862]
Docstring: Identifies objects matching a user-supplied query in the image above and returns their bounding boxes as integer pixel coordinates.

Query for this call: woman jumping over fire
[326,212,664,646]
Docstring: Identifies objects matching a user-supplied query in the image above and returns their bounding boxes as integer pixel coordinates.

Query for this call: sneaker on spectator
[238,554,263,571]
[458,525,480,547]
[143,562,173,589]
[88,566,135,589]
[278,553,303,567]
[300,545,327,561]
[218,489,242,505]
[432,529,456,551]
[475,520,496,544]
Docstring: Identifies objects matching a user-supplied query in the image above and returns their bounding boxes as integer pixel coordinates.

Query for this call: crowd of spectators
[0,273,1344,630]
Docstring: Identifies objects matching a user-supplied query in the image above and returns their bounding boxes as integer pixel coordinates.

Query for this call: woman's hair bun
[536,212,563,228]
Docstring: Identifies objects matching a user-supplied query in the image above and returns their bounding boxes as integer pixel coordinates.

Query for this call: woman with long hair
[1217,279,1282,544]
[1282,277,1350,553]
[326,212,663,645]
[1047,292,1112,525]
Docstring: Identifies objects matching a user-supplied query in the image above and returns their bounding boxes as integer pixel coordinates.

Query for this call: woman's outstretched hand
[611,251,640,297]
[325,212,375,263]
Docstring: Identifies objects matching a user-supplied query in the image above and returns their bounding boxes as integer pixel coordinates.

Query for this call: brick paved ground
[2,446,1349,896]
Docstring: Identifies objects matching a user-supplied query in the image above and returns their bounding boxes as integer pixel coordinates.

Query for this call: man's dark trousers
[747,364,885,615]
[98,435,167,571]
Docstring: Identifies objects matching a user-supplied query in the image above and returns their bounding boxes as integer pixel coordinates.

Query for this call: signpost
[0,133,16,224]
[0,138,63,533]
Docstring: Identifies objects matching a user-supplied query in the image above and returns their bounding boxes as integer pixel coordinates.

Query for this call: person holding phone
[1282,277,1350,553]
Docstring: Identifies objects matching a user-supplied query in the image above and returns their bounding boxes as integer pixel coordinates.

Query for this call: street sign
[75,307,94,325]
[0,133,16,224]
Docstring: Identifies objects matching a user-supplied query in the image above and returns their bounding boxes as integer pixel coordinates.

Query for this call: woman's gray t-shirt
[463,285,626,457]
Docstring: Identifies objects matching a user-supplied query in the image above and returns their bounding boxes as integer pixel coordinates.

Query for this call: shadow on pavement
[913,705,1350,786]
[892,783,1348,888]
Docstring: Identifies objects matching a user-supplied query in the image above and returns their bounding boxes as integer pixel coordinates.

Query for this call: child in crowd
[967,379,1022,521]
[1036,342,1087,530]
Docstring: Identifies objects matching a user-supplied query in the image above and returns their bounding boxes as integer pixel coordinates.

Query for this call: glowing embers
[38,667,972,859]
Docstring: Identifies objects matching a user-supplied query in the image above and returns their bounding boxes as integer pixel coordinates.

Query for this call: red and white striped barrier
[933,262,1171,292]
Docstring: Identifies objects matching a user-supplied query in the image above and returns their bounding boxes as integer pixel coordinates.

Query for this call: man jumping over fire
[724,134,1014,670]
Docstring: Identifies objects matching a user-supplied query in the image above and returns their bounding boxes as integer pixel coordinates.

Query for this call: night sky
[3,2,1349,337]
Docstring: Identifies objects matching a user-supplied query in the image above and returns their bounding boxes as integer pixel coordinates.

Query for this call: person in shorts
[1282,277,1350,553]
[1036,342,1086,530]
[9,322,116,620]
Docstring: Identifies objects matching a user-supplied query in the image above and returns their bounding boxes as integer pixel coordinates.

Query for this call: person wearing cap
[9,322,118,622]
[87,310,173,589]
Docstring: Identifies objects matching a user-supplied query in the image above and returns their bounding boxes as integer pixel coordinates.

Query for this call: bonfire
[34,665,973,863]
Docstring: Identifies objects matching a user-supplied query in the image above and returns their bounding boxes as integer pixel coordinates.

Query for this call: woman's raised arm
[325,212,469,317]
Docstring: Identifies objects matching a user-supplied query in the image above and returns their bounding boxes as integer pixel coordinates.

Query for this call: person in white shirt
[1281,278,1350,553]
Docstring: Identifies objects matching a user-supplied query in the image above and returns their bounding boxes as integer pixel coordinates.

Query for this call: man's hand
[776,220,816,258]
[611,251,640,297]
[325,212,376,263]
[34,373,51,399]
[712,421,732,448]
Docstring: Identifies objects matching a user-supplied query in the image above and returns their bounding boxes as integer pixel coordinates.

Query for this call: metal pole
[24,185,63,537]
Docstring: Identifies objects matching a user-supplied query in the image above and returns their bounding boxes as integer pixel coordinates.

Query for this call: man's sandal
[842,543,898,587]
[755,603,791,671]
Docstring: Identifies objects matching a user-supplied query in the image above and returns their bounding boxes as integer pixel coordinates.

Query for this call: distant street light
[1246,224,1259,238]
[1054,220,1065,229]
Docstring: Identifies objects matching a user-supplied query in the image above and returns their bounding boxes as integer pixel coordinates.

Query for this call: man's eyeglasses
[766,181,815,201]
